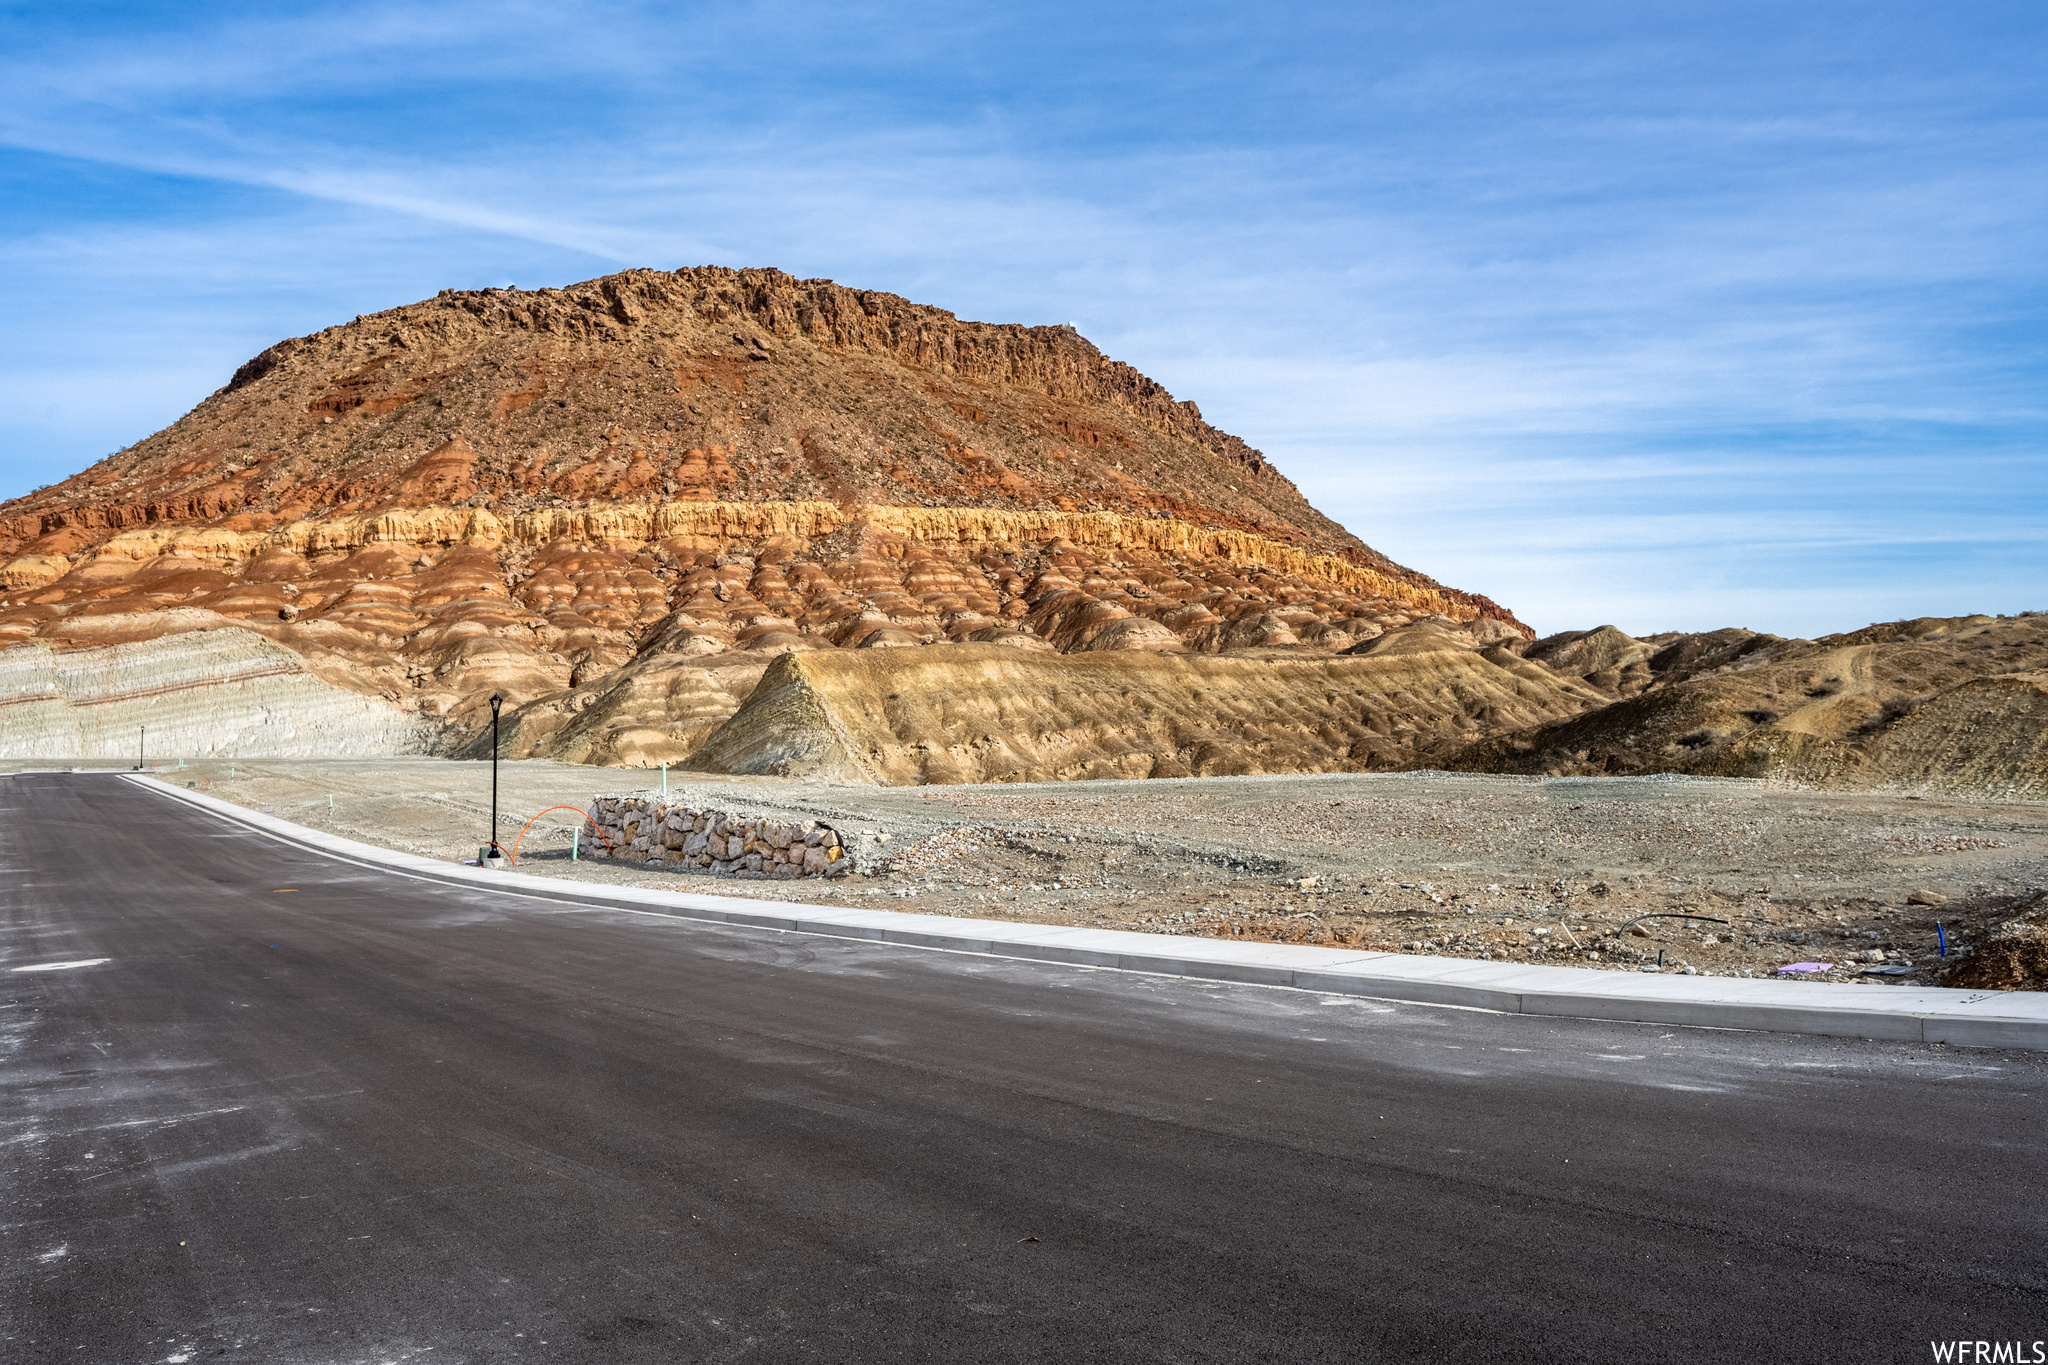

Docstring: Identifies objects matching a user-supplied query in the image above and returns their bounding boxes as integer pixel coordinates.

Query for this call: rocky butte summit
[0,266,1557,773]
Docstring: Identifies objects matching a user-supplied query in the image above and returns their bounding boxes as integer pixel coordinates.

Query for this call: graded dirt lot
[33,757,2045,989]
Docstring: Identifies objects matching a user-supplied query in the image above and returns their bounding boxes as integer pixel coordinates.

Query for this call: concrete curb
[122,774,2048,1051]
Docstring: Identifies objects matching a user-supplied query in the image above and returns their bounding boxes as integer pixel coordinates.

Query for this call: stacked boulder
[588,796,850,879]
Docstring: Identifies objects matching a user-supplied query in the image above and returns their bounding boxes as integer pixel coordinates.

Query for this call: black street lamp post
[488,694,504,864]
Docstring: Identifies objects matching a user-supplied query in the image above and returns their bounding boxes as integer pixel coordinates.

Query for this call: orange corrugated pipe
[509,806,614,865]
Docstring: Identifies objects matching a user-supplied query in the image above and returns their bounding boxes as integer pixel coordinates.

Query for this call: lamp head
[489,693,503,716]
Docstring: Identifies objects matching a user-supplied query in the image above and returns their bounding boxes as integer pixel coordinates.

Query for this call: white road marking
[10,958,110,973]
[82,1105,247,1133]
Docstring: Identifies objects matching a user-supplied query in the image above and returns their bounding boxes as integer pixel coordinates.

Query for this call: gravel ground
[26,756,2046,989]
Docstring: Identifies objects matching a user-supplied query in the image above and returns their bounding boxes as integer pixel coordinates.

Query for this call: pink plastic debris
[1776,962,1836,974]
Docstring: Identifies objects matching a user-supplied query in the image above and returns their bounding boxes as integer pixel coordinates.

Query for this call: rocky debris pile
[880,824,1014,876]
[588,795,852,878]
[1940,891,2048,990]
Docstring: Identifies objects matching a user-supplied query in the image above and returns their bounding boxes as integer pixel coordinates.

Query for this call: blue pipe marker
[572,827,579,862]
[1937,922,1947,957]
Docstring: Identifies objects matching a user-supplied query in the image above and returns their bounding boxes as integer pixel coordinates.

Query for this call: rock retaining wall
[588,796,851,878]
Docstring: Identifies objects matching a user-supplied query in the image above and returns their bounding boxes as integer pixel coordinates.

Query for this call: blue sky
[1,1,2042,637]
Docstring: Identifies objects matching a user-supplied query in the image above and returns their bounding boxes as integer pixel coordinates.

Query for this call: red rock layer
[0,267,1529,750]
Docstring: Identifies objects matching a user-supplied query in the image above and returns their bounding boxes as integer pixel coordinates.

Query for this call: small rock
[1907,889,1948,907]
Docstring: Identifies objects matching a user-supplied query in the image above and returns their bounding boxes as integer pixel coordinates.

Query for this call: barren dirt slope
[681,634,1610,785]
[1441,612,2048,798]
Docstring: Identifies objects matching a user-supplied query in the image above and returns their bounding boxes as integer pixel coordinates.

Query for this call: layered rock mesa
[0,266,1526,760]
[1440,612,2048,799]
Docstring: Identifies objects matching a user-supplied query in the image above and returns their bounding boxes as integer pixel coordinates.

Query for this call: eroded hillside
[0,267,1524,759]
[675,632,1611,785]
[1440,613,2048,798]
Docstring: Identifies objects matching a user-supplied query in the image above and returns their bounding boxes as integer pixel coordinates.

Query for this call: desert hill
[1438,612,2048,798]
[673,636,1613,785]
[643,609,2043,793]
[0,267,1526,760]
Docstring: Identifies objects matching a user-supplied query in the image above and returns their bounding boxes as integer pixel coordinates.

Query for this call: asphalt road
[2,775,2044,1364]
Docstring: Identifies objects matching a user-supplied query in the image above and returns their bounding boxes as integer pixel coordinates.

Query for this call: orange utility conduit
[510,806,615,866]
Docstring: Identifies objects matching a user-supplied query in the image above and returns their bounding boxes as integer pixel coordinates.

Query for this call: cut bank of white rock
[0,629,428,760]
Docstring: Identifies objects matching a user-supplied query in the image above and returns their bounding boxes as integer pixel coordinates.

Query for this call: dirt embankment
[0,630,425,759]
[682,635,1608,785]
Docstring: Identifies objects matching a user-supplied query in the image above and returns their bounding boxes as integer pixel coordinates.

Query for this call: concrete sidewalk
[125,774,2048,1051]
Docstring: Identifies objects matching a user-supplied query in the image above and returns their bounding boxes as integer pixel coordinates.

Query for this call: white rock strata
[0,630,429,759]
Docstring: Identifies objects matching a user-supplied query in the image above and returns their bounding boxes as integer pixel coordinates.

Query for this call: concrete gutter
[125,774,2048,1051]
